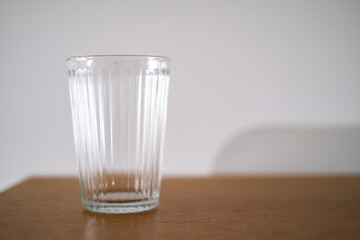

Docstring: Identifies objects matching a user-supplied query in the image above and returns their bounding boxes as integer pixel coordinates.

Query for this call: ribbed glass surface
[67,56,170,213]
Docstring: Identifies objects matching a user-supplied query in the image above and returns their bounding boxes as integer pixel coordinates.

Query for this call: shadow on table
[211,125,360,174]
[81,209,160,239]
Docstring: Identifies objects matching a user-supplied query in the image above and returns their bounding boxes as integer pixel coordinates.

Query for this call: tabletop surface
[0,176,360,240]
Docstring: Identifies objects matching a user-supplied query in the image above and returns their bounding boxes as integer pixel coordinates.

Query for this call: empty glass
[67,55,170,214]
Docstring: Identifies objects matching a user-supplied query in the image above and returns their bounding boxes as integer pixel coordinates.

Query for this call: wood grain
[0,176,360,239]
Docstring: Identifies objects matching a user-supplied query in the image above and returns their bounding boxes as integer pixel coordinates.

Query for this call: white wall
[1,0,360,191]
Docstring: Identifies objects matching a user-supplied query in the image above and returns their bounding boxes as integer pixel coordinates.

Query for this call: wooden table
[0,177,360,239]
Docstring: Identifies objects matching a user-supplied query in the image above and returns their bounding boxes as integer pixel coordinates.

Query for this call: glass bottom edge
[82,199,159,214]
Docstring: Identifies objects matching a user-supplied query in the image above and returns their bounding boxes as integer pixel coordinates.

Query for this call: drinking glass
[67,55,170,214]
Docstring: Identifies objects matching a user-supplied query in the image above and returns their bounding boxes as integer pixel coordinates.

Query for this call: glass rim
[66,54,170,62]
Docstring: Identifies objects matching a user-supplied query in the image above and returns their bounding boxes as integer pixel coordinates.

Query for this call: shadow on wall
[212,126,360,174]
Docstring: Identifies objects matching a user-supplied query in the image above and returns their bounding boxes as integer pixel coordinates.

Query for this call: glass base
[82,199,159,214]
